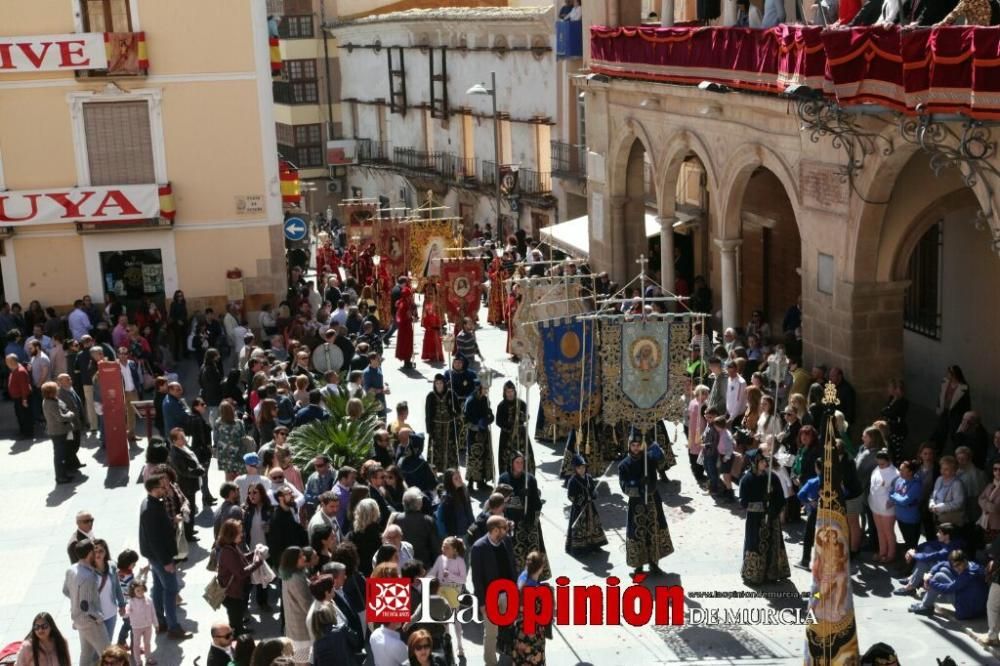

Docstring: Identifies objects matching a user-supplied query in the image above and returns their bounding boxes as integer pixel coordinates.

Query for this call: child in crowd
[429,536,468,657]
[126,580,157,665]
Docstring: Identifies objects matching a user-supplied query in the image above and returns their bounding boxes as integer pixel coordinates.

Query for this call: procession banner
[409,219,456,283]
[537,318,600,428]
[440,259,482,321]
[510,276,587,361]
[805,384,860,663]
[377,218,409,279]
[600,318,690,430]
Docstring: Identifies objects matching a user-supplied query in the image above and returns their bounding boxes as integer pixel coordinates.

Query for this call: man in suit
[470,515,517,666]
[57,373,85,469]
[206,622,234,666]
[67,511,95,564]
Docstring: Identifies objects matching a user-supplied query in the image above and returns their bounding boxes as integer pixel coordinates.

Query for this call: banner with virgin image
[440,258,482,321]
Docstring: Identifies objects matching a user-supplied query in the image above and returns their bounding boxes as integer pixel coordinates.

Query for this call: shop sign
[0,34,107,72]
[0,185,160,226]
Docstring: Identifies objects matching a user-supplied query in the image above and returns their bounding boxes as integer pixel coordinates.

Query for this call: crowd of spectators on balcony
[681,0,995,28]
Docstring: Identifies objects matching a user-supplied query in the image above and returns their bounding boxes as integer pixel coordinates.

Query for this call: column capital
[656,214,674,230]
[714,238,743,252]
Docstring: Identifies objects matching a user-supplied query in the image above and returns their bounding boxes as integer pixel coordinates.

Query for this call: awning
[538,212,662,259]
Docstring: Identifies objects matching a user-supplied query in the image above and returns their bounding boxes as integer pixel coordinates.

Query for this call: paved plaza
[0,314,996,665]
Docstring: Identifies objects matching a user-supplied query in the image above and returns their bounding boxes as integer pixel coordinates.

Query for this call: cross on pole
[636,254,648,319]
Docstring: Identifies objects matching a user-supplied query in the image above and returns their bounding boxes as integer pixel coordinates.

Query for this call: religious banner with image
[377,218,409,280]
[440,258,483,322]
[510,276,588,361]
[537,318,601,428]
[408,219,456,283]
[600,318,690,430]
[805,383,859,664]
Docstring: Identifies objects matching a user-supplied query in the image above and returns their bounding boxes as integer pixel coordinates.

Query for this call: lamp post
[467,71,509,234]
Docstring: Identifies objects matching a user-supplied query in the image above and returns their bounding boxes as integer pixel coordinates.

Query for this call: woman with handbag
[214,518,263,635]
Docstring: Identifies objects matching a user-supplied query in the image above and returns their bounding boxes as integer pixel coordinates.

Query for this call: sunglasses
[33,623,49,631]
[213,631,233,639]
[80,518,94,523]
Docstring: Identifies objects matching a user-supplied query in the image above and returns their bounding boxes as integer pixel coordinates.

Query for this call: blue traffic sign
[284,216,307,241]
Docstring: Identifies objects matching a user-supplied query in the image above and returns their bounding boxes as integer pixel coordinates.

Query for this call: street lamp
[467,71,508,234]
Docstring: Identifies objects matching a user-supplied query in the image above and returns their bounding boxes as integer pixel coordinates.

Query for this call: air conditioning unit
[327,180,343,195]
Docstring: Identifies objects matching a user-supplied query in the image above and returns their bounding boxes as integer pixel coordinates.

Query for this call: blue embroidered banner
[620,320,671,410]
[538,319,599,426]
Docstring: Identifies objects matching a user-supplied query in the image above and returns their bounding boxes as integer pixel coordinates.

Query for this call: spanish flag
[270,37,281,76]
[279,159,301,205]
[158,183,176,221]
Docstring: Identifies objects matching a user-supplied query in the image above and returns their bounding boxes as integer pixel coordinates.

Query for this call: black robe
[463,393,495,484]
[738,469,790,584]
[618,446,674,567]
[426,388,460,473]
[496,397,534,475]
[566,473,607,553]
[498,470,549,579]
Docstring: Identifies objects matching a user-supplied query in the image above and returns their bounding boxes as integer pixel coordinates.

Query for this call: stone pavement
[0,310,997,665]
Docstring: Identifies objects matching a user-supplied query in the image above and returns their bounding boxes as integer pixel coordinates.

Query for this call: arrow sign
[284,216,307,241]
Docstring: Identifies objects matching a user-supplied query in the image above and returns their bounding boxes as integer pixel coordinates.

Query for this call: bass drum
[311,342,344,374]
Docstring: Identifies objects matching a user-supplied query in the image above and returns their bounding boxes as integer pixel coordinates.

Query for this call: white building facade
[329,6,559,238]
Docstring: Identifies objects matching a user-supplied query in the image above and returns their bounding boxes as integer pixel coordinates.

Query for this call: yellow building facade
[0,0,285,316]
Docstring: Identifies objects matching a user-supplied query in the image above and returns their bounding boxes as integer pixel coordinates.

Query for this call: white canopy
[538,212,662,259]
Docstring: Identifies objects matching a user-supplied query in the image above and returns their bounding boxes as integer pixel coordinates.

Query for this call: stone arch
[607,117,658,200]
[717,142,802,241]
[654,129,719,216]
[849,131,1000,283]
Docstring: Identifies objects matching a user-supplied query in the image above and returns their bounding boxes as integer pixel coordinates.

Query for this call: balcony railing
[556,20,583,59]
[481,160,499,188]
[357,138,392,163]
[350,144,548,196]
[551,140,587,180]
[519,168,552,196]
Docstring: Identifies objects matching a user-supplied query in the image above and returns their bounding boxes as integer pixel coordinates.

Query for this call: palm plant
[287,386,383,475]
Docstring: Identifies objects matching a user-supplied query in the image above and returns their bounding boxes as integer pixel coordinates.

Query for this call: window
[281,15,314,38]
[83,100,155,185]
[277,123,323,167]
[904,221,942,339]
[283,59,318,103]
[82,0,133,32]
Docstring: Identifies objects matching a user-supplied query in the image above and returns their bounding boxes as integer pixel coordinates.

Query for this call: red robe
[395,287,414,363]
[316,244,339,285]
[421,301,444,363]
[487,257,506,325]
[505,292,519,355]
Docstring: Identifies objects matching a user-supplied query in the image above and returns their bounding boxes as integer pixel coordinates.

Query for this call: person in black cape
[738,449,790,585]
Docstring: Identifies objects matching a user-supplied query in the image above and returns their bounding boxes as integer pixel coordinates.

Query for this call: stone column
[610,195,628,286]
[657,215,675,307]
[660,0,675,25]
[715,238,742,330]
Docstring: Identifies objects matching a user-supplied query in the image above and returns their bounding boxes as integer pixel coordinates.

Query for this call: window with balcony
[280,15,314,38]
[83,100,155,185]
[278,59,319,104]
[82,0,133,32]
[904,221,942,339]
[277,122,323,168]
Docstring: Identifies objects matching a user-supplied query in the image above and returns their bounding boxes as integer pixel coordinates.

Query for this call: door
[99,248,165,315]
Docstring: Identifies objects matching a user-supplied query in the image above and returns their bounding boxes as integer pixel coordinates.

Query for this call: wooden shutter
[83,101,156,185]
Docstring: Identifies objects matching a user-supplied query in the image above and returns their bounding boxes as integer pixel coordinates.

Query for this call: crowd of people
[5,219,1000,665]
